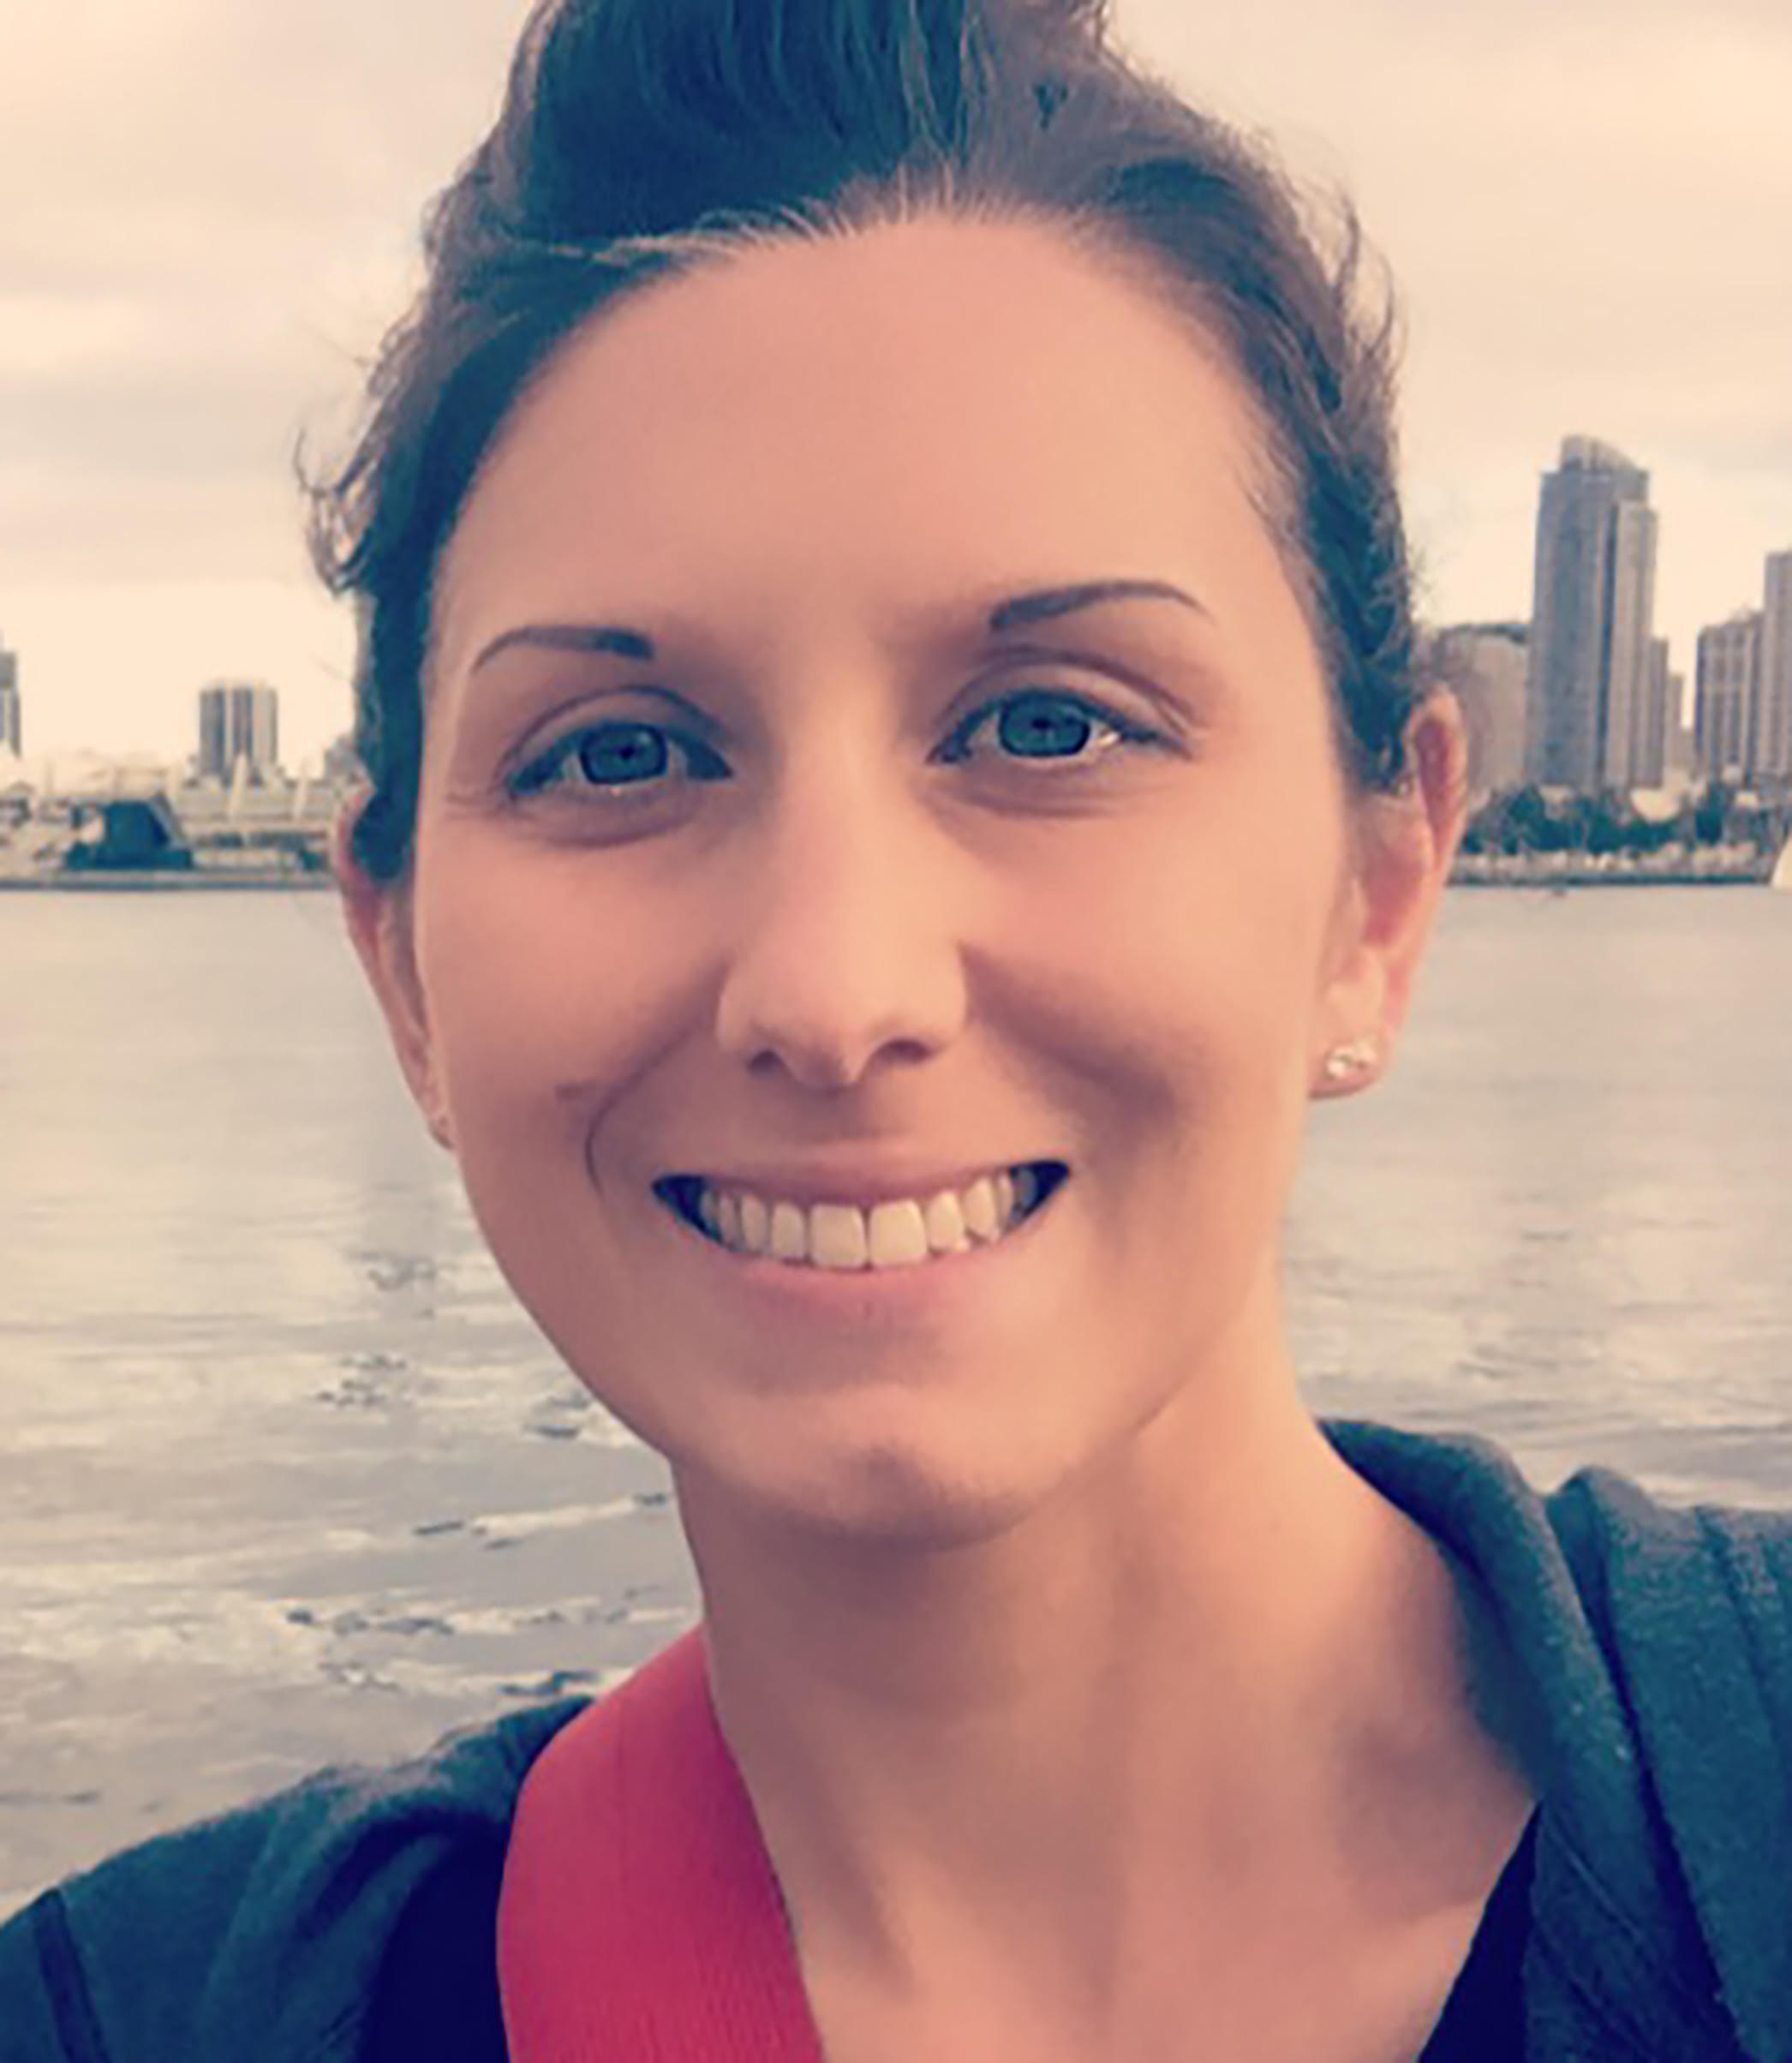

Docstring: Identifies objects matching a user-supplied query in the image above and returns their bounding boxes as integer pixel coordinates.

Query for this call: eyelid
[506,710,721,798]
[505,674,1179,800]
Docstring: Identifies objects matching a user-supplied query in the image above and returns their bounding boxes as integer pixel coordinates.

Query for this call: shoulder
[1323,1415,1792,1656]
[1545,1457,1792,1626]
[1520,1458,1792,1775]
[0,1696,586,2063]
[1325,1417,1792,2060]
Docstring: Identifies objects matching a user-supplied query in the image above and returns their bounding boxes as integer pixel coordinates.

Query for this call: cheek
[411,835,633,1128]
[1084,778,1341,1026]
[1001,800,1336,1235]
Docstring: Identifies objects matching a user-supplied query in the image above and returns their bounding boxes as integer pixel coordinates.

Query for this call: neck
[674,1325,1532,2000]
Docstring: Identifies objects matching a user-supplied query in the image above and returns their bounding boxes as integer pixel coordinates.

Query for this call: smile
[654,1162,1070,1271]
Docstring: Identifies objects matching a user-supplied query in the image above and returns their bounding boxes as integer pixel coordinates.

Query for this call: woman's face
[348,213,1455,1545]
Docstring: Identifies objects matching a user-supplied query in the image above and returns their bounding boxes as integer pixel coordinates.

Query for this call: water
[2,885,1789,1909]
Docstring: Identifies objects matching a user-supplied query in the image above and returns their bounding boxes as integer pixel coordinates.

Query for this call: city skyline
[6,481,1789,792]
[8,501,1789,798]
[3,0,1789,765]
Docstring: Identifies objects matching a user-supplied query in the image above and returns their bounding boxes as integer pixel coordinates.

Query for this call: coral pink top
[497,1627,827,2060]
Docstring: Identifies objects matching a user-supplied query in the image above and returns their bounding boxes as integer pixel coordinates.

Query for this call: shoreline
[0,850,1783,894]
[0,874,1773,899]
[0,870,336,892]
[1449,869,1773,890]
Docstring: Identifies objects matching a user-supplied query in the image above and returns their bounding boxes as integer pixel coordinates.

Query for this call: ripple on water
[6,886,1788,1908]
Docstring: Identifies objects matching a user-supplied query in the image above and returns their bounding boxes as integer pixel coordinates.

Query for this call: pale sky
[4,0,1789,768]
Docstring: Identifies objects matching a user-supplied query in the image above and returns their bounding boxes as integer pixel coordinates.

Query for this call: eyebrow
[471,622,655,672]
[984,578,1209,633]
[468,579,1208,675]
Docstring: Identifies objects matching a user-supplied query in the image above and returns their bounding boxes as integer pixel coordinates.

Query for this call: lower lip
[653,1178,1065,1325]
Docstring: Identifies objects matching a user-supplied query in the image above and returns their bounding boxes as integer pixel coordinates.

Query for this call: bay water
[3,885,1788,1908]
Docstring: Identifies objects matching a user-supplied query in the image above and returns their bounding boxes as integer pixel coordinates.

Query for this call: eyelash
[506,688,1173,803]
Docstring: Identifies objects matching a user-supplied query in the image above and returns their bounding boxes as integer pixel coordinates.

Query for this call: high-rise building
[1757,548,1792,781]
[1430,623,1527,797]
[198,682,279,783]
[1664,699,1696,788]
[1634,637,1674,791]
[321,730,361,786]
[1524,437,1659,792]
[0,637,19,757]
[1694,612,1762,783]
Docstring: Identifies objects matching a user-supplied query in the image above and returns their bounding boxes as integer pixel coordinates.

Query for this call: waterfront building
[1758,548,1792,781]
[198,681,280,784]
[1429,622,1527,798]
[1661,671,1695,791]
[1634,637,1675,792]
[1694,611,1762,783]
[0,637,19,757]
[322,730,361,786]
[1524,437,1659,792]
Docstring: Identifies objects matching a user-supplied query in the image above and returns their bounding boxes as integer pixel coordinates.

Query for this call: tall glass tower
[1525,439,1659,792]
[0,639,19,757]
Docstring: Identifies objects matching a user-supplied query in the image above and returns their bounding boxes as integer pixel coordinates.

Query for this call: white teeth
[685,1166,1048,1269]
[921,1188,967,1253]
[866,1200,931,1269]
[809,1203,869,1271]
[959,1175,1000,1241]
[769,1200,807,1261]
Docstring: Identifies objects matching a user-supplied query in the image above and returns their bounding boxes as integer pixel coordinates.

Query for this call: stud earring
[1321,1035,1380,1084]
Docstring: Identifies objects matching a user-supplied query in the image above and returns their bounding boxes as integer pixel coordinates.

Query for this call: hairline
[421,195,1334,756]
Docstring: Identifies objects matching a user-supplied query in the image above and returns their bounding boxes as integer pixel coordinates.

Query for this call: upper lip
[660,1157,1060,1210]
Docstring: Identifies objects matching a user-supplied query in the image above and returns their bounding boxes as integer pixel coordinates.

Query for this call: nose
[711,762,968,1091]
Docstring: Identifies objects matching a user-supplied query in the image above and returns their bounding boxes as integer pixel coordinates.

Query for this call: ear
[331,802,456,1151]
[1311,691,1470,1097]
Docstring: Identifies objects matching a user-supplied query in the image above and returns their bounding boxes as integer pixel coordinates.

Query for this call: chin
[674,1419,1063,1554]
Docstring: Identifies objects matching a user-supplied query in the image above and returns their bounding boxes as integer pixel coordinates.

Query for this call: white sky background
[3,0,1789,768]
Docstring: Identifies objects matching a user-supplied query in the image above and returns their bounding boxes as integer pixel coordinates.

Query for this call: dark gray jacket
[3,1420,1789,2060]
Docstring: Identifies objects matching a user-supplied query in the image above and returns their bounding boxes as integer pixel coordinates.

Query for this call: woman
[4,1,1788,2057]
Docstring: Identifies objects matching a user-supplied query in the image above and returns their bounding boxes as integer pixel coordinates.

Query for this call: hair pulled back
[308,0,1419,883]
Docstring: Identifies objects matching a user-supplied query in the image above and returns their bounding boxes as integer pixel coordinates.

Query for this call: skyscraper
[1430,623,1527,797]
[1636,637,1674,791]
[198,682,280,783]
[1757,548,1792,782]
[1694,613,1761,783]
[1524,438,1659,792]
[0,637,19,757]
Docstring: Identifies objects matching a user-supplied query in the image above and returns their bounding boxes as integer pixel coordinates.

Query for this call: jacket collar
[1322,1420,1766,2060]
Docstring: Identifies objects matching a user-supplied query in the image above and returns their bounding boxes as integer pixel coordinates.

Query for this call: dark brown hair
[308,0,1419,882]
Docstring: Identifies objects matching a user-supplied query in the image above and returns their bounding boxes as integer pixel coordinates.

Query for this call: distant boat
[1774,834,1792,894]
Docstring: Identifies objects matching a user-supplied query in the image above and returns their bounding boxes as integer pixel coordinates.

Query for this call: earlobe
[330,803,453,1150]
[1311,691,1469,1097]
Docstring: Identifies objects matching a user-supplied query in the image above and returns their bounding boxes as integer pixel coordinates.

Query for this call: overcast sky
[4,0,1789,768]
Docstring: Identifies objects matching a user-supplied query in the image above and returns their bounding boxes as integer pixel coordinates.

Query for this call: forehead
[432,212,1295,680]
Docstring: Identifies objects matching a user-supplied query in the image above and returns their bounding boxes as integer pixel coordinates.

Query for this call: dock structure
[63,794,195,872]
[0,771,343,887]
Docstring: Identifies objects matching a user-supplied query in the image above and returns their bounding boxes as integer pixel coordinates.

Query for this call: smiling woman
[4,3,1790,2061]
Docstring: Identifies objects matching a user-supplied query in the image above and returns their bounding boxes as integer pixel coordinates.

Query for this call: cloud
[2,0,1788,757]
[0,0,530,495]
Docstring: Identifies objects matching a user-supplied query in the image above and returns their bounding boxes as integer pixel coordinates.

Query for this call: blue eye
[510,721,729,798]
[937,690,1165,767]
[508,690,1167,802]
